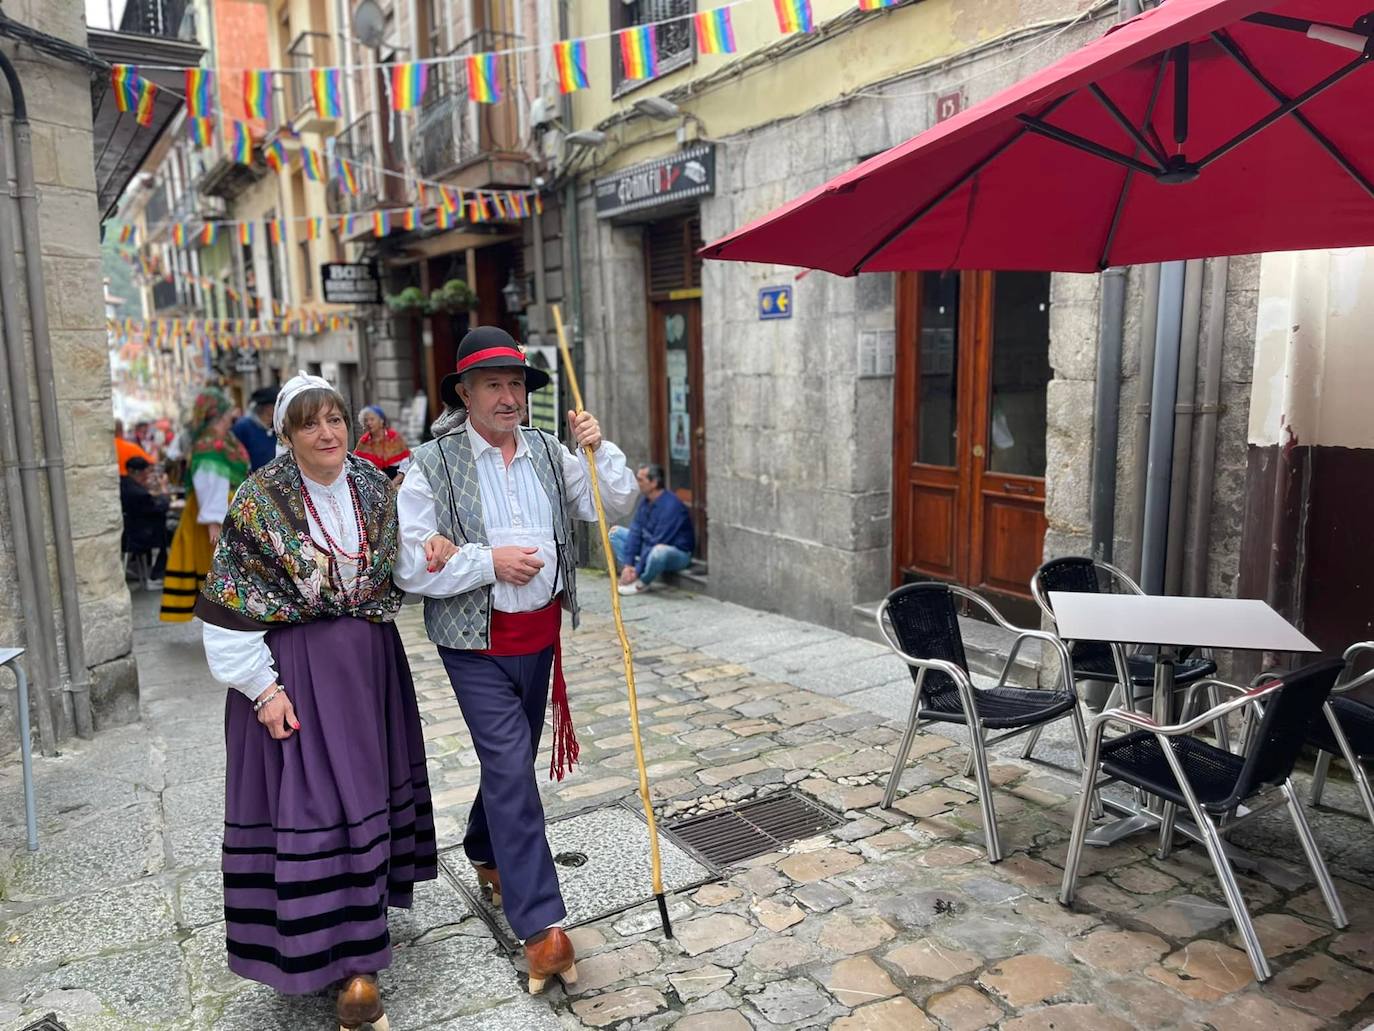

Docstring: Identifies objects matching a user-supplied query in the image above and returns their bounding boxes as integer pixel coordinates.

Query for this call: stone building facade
[0,0,140,747]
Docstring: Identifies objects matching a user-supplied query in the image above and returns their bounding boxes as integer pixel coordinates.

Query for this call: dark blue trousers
[437,644,566,940]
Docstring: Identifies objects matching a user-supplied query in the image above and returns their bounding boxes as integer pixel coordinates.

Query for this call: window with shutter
[645,216,703,298]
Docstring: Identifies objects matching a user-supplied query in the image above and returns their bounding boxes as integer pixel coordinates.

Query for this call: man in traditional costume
[394,327,638,992]
[198,372,436,1031]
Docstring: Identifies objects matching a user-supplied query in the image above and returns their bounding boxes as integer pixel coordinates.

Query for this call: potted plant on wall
[427,278,477,315]
[385,285,430,315]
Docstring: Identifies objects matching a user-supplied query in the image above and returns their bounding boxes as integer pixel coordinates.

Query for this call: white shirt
[202,466,366,700]
[394,420,638,611]
[192,469,230,524]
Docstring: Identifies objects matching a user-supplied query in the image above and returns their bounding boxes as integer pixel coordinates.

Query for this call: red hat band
[456,346,526,374]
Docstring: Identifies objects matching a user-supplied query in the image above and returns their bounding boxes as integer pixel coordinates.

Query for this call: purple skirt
[222,616,437,994]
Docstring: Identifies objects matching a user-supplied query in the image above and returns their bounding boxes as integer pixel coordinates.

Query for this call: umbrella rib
[1194,56,1369,171]
[1211,30,1374,200]
[1097,53,1171,271]
[1088,84,1168,171]
[1016,115,1163,177]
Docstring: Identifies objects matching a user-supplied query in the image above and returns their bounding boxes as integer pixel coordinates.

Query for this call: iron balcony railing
[118,0,190,39]
[327,114,382,215]
[286,31,333,118]
[151,278,180,312]
[612,0,694,96]
[415,29,522,179]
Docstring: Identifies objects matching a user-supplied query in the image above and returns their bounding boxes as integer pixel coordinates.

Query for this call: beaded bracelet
[253,684,285,712]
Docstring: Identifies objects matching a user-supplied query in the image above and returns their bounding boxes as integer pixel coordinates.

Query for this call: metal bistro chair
[1304,641,1374,826]
[877,582,1091,863]
[1031,557,1219,715]
[1060,659,1348,983]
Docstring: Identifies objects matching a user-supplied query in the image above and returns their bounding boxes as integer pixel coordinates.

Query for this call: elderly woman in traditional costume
[354,404,411,483]
[196,372,437,1031]
[159,388,250,622]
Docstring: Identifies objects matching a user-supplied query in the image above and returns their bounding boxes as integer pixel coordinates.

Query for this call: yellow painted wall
[567,0,1079,174]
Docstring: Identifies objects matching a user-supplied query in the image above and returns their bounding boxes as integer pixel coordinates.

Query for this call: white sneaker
[617,581,647,596]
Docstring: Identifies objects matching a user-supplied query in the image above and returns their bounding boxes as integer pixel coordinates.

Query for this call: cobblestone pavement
[2,578,1373,1029]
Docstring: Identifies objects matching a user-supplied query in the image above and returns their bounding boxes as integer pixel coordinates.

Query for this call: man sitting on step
[611,463,696,595]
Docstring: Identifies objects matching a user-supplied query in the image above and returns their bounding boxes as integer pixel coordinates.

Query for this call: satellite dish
[352,0,387,49]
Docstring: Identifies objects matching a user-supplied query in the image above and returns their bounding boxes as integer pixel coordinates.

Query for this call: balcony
[151,279,181,313]
[288,31,337,134]
[612,0,695,97]
[414,30,528,190]
[326,114,383,216]
[117,0,191,39]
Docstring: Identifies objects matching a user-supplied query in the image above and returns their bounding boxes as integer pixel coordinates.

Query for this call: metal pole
[1127,263,1161,577]
[1186,257,1229,598]
[1139,260,1186,595]
[11,86,95,735]
[0,60,61,753]
[1090,267,1126,561]
[1164,259,1204,595]
[12,656,37,850]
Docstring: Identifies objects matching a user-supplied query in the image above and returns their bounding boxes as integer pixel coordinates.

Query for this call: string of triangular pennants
[111,252,340,327]
[110,0,905,115]
[109,314,355,351]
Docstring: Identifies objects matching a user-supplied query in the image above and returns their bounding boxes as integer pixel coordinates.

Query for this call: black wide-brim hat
[439,326,550,409]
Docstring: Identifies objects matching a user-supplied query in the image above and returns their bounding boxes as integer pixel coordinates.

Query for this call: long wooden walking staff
[551,305,674,939]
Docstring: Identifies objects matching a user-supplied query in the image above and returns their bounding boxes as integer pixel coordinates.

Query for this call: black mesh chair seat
[920,685,1077,730]
[1099,731,1248,813]
[1071,651,1217,686]
[1307,697,1374,759]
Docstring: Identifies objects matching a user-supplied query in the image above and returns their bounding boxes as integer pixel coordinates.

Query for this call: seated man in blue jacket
[610,463,695,595]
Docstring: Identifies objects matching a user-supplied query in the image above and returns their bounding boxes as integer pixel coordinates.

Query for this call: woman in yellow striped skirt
[160,389,250,621]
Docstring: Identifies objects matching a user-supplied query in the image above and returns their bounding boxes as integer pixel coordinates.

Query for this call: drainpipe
[1090,267,1126,562]
[1185,256,1228,598]
[0,52,63,752]
[1138,260,1187,595]
[1163,258,1204,595]
[7,60,94,736]
[1126,262,1160,577]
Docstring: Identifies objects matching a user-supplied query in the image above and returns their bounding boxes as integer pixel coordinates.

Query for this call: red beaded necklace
[300,471,371,567]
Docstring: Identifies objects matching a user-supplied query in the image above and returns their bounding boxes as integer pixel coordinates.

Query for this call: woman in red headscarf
[354,405,411,484]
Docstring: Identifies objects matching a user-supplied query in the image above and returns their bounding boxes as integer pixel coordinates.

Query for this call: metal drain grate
[667,789,845,867]
[21,1016,70,1031]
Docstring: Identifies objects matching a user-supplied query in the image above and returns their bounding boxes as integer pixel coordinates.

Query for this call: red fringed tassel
[549,636,580,781]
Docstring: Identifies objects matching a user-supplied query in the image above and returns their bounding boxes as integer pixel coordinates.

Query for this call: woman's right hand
[255,686,300,739]
[207,522,223,547]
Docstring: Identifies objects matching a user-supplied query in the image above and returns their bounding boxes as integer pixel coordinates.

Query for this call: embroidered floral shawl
[195,453,403,630]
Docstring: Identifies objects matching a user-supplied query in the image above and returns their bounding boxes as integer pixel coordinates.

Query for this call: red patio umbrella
[701,0,1374,274]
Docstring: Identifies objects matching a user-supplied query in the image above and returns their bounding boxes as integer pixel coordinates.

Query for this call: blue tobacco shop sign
[758,285,792,320]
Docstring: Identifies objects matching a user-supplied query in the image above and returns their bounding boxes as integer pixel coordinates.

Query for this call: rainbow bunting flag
[618,25,657,80]
[372,210,390,237]
[475,194,492,222]
[238,222,255,246]
[553,40,589,94]
[490,192,508,219]
[187,116,214,147]
[390,62,428,111]
[305,216,323,240]
[302,148,326,182]
[466,53,501,104]
[343,215,358,237]
[310,68,343,118]
[267,219,282,245]
[171,224,186,246]
[243,70,273,119]
[399,207,418,231]
[117,224,134,244]
[695,8,738,54]
[184,68,213,117]
[511,192,529,218]
[230,120,252,164]
[263,138,286,174]
[858,0,900,7]
[200,223,219,246]
[335,156,359,194]
[112,66,158,127]
[436,204,455,229]
[773,0,815,34]
[439,185,459,213]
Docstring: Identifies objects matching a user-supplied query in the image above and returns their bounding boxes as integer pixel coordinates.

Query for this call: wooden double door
[892,270,1053,609]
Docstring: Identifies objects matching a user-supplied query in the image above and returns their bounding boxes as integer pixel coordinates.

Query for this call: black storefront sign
[595,144,715,220]
[320,262,382,305]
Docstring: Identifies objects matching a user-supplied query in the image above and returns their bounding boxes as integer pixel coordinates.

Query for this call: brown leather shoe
[336,974,387,1031]
[473,862,502,907]
[524,926,577,994]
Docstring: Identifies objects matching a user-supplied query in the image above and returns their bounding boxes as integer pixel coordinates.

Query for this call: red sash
[480,600,579,781]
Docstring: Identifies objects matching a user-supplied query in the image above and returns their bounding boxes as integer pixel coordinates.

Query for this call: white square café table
[1046,593,1319,846]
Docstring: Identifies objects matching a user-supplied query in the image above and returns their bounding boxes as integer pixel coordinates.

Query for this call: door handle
[1002,481,1037,495]
[971,444,985,458]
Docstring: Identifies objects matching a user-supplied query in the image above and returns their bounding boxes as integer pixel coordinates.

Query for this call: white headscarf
[273,370,334,436]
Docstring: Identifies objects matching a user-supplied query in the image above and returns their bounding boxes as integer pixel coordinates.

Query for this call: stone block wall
[0,0,138,747]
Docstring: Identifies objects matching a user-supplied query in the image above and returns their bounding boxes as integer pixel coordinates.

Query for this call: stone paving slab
[1,581,1373,1029]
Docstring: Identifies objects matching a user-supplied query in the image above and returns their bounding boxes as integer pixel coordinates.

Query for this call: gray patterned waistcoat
[409,425,579,649]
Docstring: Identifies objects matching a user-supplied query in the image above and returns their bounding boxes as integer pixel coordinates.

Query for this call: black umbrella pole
[550,305,674,940]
